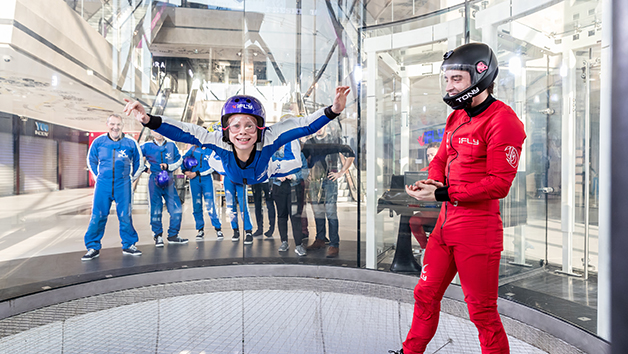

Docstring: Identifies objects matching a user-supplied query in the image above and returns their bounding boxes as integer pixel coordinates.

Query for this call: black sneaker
[244,230,253,245]
[388,350,403,354]
[196,229,204,240]
[167,236,189,244]
[324,237,331,244]
[216,228,224,240]
[264,228,274,238]
[232,229,240,242]
[81,249,99,261]
[122,245,142,256]
[252,229,263,237]
[154,233,164,247]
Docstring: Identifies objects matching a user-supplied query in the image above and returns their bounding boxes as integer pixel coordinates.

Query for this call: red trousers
[402,233,509,354]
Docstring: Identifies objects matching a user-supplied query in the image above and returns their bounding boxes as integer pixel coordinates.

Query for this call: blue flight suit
[84,133,142,250]
[140,139,183,237]
[182,146,222,231]
[144,107,338,185]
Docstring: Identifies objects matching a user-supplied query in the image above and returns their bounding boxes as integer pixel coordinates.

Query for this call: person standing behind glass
[251,181,275,238]
[304,124,354,258]
[81,114,143,260]
[410,141,442,250]
[140,132,188,247]
[182,145,223,241]
[270,140,308,256]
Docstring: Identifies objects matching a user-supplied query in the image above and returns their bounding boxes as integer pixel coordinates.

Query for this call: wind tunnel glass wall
[363,0,602,336]
[0,0,360,300]
[0,0,604,342]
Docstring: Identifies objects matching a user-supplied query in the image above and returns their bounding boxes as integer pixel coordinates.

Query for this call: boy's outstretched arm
[123,98,150,124]
[331,86,350,114]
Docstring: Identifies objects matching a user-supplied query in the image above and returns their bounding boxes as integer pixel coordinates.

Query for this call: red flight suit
[403,97,526,354]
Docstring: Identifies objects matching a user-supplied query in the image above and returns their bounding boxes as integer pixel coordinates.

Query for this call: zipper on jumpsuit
[112,148,116,197]
[198,151,202,183]
[441,116,472,231]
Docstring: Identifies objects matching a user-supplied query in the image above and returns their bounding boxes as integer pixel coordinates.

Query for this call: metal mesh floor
[0,277,578,353]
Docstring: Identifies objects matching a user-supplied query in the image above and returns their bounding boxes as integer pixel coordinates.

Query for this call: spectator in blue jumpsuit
[81,114,143,260]
[140,131,188,247]
[182,145,223,240]
[123,86,351,245]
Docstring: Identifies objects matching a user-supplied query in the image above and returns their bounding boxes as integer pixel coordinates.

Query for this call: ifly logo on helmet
[455,87,480,103]
[233,102,254,110]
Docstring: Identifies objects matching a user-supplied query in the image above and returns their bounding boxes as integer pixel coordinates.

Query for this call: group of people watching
[80,86,354,261]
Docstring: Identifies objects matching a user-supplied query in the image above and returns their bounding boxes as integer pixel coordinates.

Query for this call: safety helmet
[156,170,170,188]
[183,156,198,170]
[440,42,498,110]
[220,95,266,143]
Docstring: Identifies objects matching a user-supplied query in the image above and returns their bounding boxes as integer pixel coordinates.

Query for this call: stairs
[162,93,188,120]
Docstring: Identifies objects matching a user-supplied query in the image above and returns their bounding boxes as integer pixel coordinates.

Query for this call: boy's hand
[123,98,149,124]
[331,86,351,114]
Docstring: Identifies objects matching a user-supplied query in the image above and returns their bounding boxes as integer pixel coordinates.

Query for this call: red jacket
[428,99,526,247]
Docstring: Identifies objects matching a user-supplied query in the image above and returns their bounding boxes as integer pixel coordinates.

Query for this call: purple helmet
[156,170,170,188]
[183,156,198,170]
[221,95,266,143]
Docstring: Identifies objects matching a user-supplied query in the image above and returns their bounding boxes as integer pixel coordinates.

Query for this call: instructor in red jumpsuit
[395,43,526,354]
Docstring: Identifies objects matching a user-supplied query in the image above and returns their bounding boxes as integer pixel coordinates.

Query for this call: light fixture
[353,65,362,82]
[508,56,521,75]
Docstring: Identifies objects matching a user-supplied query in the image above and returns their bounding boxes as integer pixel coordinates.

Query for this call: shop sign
[35,121,49,137]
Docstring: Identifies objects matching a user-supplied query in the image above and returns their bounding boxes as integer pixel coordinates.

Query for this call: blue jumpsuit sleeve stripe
[168,142,183,171]
[155,117,228,152]
[87,135,101,178]
[127,136,143,178]
[263,108,330,151]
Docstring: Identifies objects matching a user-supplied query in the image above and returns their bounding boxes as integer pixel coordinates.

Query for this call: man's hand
[160,163,168,170]
[123,98,149,124]
[328,171,344,181]
[184,171,196,179]
[405,182,437,202]
[331,86,351,114]
[419,179,444,188]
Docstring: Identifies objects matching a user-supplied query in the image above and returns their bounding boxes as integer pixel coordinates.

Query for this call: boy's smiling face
[227,114,258,151]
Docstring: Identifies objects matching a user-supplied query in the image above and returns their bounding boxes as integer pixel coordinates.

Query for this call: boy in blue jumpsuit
[140,131,188,247]
[182,145,223,240]
[82,114,143,260]
[124,86,351,244]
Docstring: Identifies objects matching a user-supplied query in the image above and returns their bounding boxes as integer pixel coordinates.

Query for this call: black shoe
[196,229,204,240]
[232,229,240,242]
[388,350,403,354]
[264,228,274,238]
[244,230,253,245]
[167,236,189,244]
[324,237,330,244]
[122,245,142,256]
[81,249,99,261]
[154,233,164,247]
[216,228,224,240]
[252,229,264,237]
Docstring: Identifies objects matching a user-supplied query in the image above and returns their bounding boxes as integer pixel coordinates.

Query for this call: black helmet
[440,42,498,110]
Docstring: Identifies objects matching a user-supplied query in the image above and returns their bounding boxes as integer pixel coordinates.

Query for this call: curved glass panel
[0,0,607,342]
